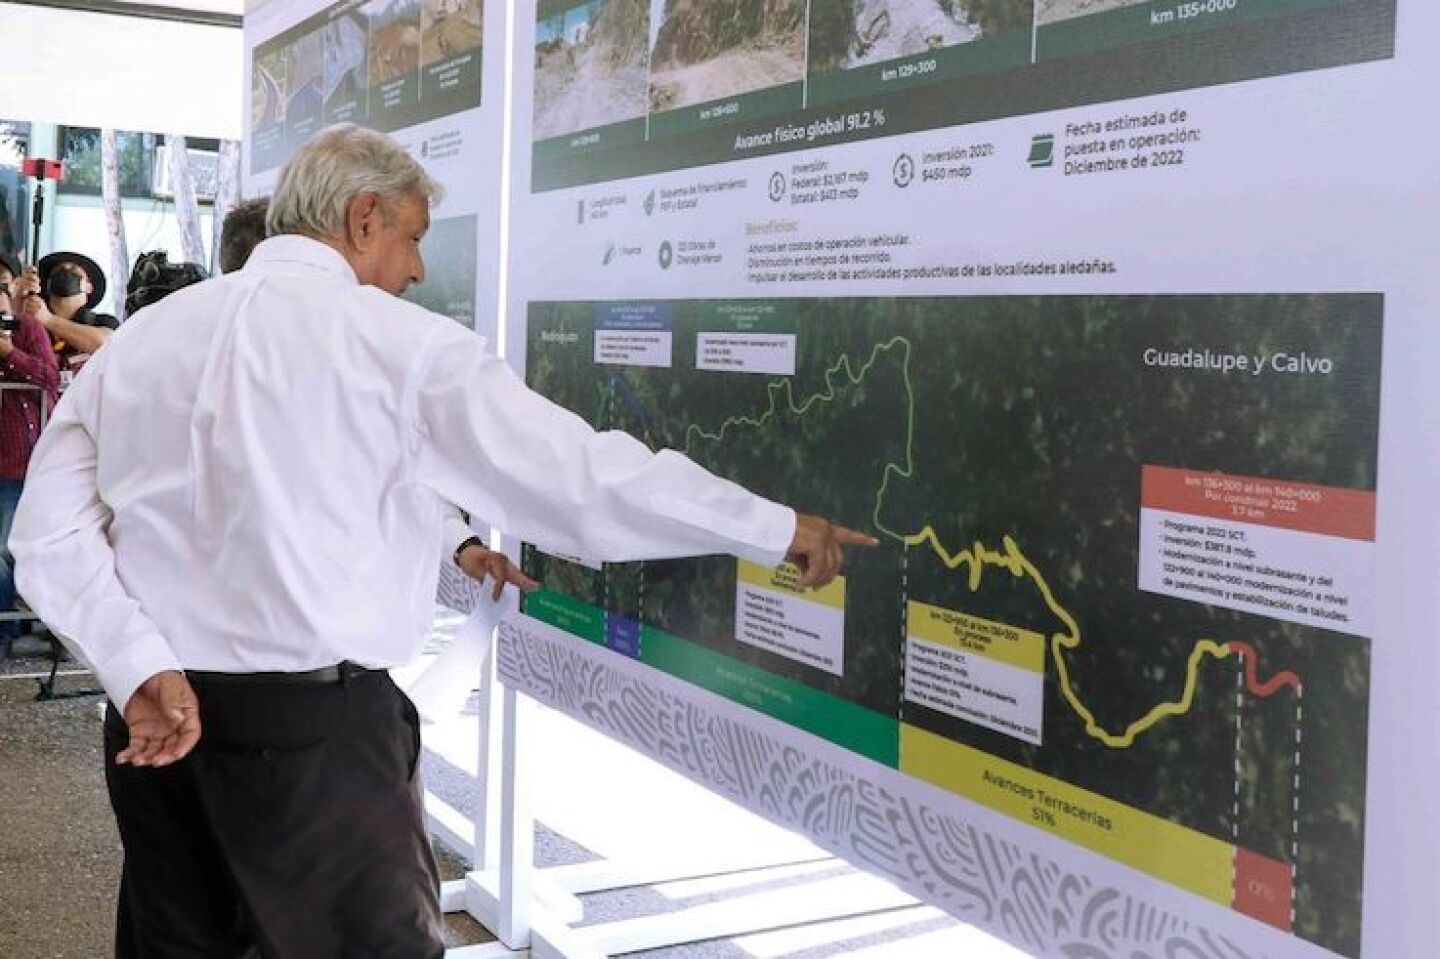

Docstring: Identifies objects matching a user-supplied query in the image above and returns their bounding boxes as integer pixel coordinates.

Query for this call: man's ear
[346,192,383,251]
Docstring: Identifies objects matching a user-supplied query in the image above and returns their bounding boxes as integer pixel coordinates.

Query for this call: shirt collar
[246,235,359,286]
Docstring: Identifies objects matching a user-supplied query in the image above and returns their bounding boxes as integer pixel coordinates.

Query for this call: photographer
[124,251,209,317]
[14,252,119,382]
[0,253,59,639]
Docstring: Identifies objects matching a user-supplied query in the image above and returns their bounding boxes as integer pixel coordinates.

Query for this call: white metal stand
[436,625,918,959]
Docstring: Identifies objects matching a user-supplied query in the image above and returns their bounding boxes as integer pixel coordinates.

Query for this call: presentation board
[243,0,506,336]
[243,0,508,610]
[500,0,1437,956]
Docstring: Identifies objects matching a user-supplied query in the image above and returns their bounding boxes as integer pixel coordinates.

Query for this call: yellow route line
[901,529,1234,748]
[686,335,1241,749]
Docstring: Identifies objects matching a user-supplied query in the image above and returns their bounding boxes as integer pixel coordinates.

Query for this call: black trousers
[103,669,445,959]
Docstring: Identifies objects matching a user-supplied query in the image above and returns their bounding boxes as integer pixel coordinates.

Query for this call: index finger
[831,525,880,547]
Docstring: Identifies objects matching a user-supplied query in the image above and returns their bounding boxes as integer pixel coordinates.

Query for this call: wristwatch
[453,535,485,567]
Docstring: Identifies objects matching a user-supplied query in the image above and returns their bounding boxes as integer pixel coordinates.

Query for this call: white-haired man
[10,123,874,957]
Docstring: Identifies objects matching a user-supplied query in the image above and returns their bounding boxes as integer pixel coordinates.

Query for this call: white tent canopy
[0,1,243,139]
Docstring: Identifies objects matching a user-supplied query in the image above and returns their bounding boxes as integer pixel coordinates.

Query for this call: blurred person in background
[13,251,118,384]
[0,251,59,643]
[123,251,209,317]
[218,197,269,274]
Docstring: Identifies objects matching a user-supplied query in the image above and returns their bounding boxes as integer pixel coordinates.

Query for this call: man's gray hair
[267,124,444,239]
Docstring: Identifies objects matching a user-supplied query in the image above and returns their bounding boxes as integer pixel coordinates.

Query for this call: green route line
[683,335,917,533]
[682,335,1294,749]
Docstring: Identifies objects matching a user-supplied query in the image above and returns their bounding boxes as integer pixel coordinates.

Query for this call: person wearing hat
[14,251,119,383]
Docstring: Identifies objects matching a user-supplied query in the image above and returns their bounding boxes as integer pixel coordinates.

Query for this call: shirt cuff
[443,512,480,565]
[93,635,185,714]
[736,501,797,569]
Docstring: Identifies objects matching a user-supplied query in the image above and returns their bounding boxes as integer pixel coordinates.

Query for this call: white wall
[0,3,242,140]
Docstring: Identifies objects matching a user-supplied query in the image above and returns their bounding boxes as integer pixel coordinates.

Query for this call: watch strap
[453,535,485,567]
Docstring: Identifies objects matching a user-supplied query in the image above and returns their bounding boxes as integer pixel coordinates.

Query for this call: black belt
[186,661,383,686]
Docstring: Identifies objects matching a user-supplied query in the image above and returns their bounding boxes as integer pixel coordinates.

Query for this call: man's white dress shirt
[10,236,795,710]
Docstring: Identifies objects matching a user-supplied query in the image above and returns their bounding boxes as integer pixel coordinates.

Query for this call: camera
[125,251,209,315]
[0,312,18,334]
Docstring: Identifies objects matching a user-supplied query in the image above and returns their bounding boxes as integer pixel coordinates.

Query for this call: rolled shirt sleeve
[411,324,796,569]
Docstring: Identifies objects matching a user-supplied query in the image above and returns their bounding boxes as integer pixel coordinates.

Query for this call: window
[56,127,222,201]
[0,120,28,168]
[152,142,221,202]
[58,127,157,197]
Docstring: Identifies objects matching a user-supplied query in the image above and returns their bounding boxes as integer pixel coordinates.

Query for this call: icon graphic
[893,153,914,188]
[602,240,617,266]
[1027,134,1055,168]
[658,241,673,269]
[578,199,586,224]
[643,190,655,216]
[768,172,786,202]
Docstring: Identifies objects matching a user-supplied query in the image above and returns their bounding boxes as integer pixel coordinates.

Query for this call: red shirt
[0,312,61,480]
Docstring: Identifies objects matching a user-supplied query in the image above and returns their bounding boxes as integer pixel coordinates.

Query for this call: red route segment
[1227,640,1302,697]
